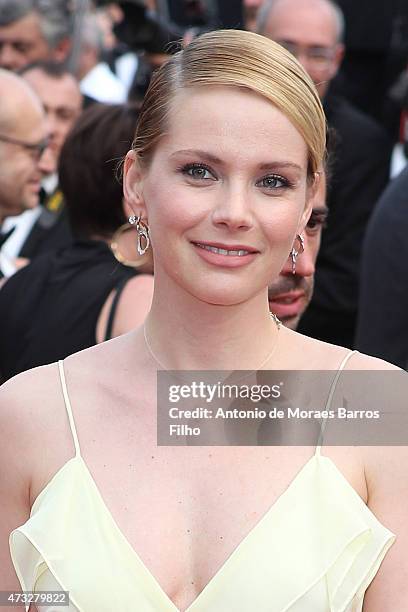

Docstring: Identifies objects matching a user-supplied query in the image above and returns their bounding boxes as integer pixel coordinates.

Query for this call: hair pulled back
[132,29,326,179]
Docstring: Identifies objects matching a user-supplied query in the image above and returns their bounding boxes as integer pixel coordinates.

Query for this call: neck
[143,272,281,371]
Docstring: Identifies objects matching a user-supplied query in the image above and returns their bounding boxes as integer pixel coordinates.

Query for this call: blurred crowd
[0,0,408,382]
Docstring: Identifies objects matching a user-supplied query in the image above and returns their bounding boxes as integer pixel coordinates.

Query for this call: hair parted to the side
[132,29,326,180]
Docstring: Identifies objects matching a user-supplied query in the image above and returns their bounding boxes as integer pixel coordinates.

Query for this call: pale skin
[0,87,407,611]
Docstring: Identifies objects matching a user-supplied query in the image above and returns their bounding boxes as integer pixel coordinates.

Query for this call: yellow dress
[10,357,395,612]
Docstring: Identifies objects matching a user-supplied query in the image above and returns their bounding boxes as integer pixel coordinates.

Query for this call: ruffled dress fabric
[10,451,394,612]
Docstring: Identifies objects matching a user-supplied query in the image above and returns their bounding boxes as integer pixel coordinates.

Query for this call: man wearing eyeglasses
[0,69,48,276]
[259,0,392,349]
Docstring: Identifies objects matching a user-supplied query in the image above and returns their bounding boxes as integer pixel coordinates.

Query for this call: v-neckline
[60,452,322,611]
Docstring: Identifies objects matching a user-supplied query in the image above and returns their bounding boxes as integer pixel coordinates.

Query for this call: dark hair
[18,59,73,79]
[59,103,140,239]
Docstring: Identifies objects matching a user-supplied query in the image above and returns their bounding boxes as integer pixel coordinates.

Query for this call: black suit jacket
[355,166,408,368]
[19,207,72,259]
[298,95,392,346]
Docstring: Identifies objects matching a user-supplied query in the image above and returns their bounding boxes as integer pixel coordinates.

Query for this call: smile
[195,243,250,257]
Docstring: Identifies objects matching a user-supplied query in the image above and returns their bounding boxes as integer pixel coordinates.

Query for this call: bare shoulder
[344,351,402,372]
[345,355,408,608]
[285,329,403,372]
[0,363,80,488]
[0,364,66,590]
[0,364,64,450]
[359,445,408,609]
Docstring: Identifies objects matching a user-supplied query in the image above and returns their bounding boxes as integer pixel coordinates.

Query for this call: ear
[123,149,148,220]
[298,172,320,232]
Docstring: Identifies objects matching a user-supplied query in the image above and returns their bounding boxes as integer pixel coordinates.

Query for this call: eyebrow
[311,206,328,215]
[170,149,303,172]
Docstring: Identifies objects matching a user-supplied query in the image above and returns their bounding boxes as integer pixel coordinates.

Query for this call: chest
[76,443,364,610]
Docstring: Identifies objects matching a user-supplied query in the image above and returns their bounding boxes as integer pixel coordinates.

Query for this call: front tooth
[199,244,249,256]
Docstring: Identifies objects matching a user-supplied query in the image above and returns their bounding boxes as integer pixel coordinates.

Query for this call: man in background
[0,0,72,71]
[0,69,48,276]
[268,172,328,330]
[259,0,392,347]
[22,61,83,177]
[1,61,83,269]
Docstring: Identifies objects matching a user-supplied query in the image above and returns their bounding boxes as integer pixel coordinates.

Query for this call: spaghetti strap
[58,360,81,457]
[315,350,358,456]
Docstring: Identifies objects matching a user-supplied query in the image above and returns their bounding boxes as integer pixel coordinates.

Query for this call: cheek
[20,158,35,178]
[262,202,303,243]
[143,180,206,240]
[59,122,72,138]
[2,165,20,187]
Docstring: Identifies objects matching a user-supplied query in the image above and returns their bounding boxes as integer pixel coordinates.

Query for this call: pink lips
[192,241,258,268]
[269,291,306,319]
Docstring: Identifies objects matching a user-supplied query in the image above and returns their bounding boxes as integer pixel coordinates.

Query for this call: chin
[186,282,255,308]
[23,196,40,210]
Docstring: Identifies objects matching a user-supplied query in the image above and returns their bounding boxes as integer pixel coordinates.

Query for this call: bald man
[259,0,345,98]
[0,69,49,276]
[260,0,392,348]
[0,69,48,223]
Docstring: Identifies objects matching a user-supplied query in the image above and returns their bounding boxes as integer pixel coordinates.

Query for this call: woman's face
[125,86,314,306]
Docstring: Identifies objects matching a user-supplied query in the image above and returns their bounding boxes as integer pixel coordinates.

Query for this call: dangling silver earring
[290,234,304,275]
[129,215,150,255]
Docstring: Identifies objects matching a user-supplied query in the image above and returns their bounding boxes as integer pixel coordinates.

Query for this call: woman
[1,30,407,611]
[0,103,153,381]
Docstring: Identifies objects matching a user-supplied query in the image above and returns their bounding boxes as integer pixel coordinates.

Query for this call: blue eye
[182,163,216,180]
[258,175,287,189]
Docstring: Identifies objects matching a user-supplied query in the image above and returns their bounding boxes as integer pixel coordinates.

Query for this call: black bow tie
[0,226,16,248]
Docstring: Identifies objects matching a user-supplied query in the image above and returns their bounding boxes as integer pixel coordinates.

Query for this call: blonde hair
[132,29,326,179]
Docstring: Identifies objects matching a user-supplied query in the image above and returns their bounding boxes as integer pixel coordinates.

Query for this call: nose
[45,113,57,138]
[211,183,254,232]
[281,234,315,278]
[37,146,56,176]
